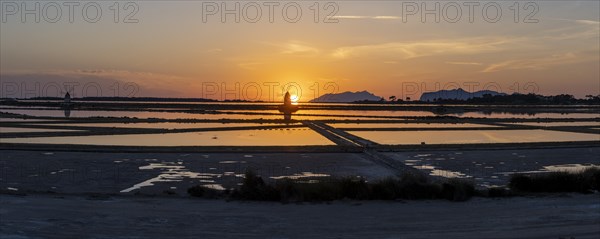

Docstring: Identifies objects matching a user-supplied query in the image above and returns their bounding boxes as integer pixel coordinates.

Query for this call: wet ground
[0,150,395,195]
[1,147,598,195]
[385,147,600,187]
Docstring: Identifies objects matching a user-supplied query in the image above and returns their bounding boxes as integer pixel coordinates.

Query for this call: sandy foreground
[1,148,599,238]
[1,193,599,239]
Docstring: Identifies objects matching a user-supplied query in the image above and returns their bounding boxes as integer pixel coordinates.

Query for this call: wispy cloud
[446,61,483,66]
[332,15,401,20]
[206,48,222,53]
[331,37,514,60]
[272,41,319,55]
[237,62,263,71]
[481,52,592,73]
[0,69,195,97]
[575,19,600,25]
[553,18,600,26]
[543,18,600,41]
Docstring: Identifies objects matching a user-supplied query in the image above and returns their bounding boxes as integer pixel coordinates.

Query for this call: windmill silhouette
[62,90,73,118]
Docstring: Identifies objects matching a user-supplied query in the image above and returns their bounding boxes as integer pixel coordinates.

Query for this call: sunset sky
[1,1,599,101]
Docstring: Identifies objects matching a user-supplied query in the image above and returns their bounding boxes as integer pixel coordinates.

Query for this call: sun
[290,94,299,103]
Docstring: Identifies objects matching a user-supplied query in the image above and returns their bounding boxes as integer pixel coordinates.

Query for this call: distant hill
[420,88,505,102]
[310,91,383,103]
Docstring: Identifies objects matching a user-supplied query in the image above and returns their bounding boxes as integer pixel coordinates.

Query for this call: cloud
[272,41,319,55]
[553,18,600,26]
[542,18,600,41]
[0,69,196,98]
[331,37,514,60]
[331,15,401,20]
[480,52,592,73]
[206,48,222,53]
[237,62,263,71]
[446,61,483,66]
[575,19,600,25]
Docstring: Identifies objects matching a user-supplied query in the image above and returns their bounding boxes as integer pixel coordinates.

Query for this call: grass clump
[486,187,513,198]
[189,168,600,202]
[189,170,476,202]
[232,170,280,201]
[187,185,224,199]
[509,168,600,193]
[275,177,370,202]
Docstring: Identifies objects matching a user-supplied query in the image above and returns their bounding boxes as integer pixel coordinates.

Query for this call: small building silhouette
[64,92,71,104]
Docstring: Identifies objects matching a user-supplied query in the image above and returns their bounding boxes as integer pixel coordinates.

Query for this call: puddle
[413,165,471,178]
[350,129,600,145]
[0,118,54,122]
[413,154,432,158]
[120,163,223,193]
[219,161,246,164]
[496,164,600,175]
[456,112,597,119]
[4,129,335,146]
[120,175,180,193]
[404,159,421,166]
[270,172,330,180]
[0,127,81,133]
[507,122,600,127]
[34,122,298,129]
[329,123,497,129]
[543,164,600,173]
[202,184,226,190]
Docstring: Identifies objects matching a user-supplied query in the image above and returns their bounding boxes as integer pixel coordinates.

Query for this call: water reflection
[62,92,73,118]
[3,129,335,146]
[63,107,71,118]
[3,107,598,120]
[351,130,600,145]
[329,123,498,128]
[0,127,80,133]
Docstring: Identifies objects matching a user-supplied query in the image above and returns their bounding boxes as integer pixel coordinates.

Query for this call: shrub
[190,170,478,202]
[582,168,600,191]
[393,173,440,200]
[370,177,401,200]
[187,185,222,199]
[441,179,475,201]
[232,170,280,201]
[339,177,370,200]
[487,187,511,197]
[509,168,600,193]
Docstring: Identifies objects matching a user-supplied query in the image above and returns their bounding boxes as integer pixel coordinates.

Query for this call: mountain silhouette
[420,88,505,102]
[310,91,382,103]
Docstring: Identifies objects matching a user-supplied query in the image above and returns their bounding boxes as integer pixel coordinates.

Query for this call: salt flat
[1,147,598,194]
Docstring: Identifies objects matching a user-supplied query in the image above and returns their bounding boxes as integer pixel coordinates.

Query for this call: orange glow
[290,94,299,104]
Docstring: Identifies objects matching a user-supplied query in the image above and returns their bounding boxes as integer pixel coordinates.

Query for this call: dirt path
[1,193,598,239]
